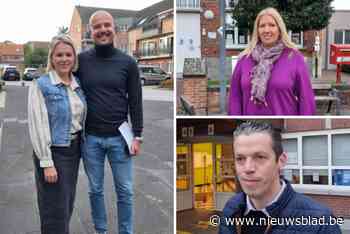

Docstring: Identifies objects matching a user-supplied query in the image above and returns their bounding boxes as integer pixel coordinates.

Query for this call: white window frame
[288,30,303,48]
[282,128,350,196]
[334,29,350,44]
[176,0,200,9]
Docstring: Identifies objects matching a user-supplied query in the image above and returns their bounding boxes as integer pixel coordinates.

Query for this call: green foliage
[231,0,334,33]
[58,26,69,35]
[24,45,48,68]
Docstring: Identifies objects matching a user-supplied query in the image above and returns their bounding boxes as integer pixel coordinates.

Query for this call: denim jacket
[36,73,87,146]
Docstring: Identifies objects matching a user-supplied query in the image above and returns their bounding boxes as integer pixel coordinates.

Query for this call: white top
[244,179,286,217]
[28,71,84,168]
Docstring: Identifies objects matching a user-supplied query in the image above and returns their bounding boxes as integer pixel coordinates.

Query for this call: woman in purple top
[228,7,316,115]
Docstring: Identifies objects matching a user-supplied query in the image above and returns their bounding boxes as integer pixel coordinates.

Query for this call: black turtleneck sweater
[76,44,143,137]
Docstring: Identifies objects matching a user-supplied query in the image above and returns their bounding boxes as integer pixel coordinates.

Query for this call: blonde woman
[228,7,315,115]
[28,35,86,234]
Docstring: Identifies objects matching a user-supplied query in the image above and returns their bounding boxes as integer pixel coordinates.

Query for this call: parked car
[138,65,170,85]
[23,68,40,81]
[2,66,20,81]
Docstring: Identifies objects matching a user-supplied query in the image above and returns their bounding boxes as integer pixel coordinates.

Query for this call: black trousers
[33,137,81,234]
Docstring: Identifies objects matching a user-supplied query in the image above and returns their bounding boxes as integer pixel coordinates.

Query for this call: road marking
[18,119,28,124]
[134,166,173,190]
[0,91,6,108]
[3,118,17,123]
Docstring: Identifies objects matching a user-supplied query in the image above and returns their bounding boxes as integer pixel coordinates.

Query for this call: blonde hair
[240,7,297,57]
[46,34,78,73]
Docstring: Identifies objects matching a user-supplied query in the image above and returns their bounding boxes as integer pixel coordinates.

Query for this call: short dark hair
[233,121,283,160]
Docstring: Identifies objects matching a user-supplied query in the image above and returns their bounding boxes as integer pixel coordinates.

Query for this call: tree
[58,26,69,35]
[24,45,48,68]
[230,0,334,33]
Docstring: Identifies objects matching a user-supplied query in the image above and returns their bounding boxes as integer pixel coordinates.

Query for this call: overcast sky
[0,0,164,44]
[0,0,348,44]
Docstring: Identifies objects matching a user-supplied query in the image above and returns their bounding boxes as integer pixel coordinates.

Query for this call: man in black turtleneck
[76,10,143,234]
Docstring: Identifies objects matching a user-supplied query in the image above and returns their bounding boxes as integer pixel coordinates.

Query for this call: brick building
[133,8,174,74]
[177,119,350,218]
[0,41,24,68]
[69,5,136,52]
[68,1,173,59]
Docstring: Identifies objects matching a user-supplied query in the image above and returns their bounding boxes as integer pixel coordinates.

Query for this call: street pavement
[0,82,174,234]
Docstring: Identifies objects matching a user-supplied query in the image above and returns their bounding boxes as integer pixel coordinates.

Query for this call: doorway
[193,143,214,209]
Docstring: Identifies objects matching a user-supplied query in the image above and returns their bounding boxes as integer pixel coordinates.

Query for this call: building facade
[177,119,350,218]
[68,1,173,74]
[176,0,201,78]
[0,41,24,68]
[134,9,174,74]
[321,10,350,70]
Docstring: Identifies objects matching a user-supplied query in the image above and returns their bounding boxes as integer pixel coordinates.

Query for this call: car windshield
[152,68,166,74]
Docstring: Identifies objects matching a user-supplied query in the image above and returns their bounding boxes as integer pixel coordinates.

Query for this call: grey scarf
[250,41,285,105]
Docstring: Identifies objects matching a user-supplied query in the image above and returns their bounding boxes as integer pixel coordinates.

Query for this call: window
[282,131,350,187]
[283,138,298,165]
[334,29,350,44]
[177,146,190,191]
[225,13,249,48]
[335,30,343,44]
[177,0,200,8]
[303,169,328,185]
[333,170,350,186]
[291,31,302,45]
[332,134,350,166]
[302,135,328,166]
[332,134,350,186]
[282,169,300,184]
[288,31,303,47]
[216,144,236,192]
[346,30,350,44]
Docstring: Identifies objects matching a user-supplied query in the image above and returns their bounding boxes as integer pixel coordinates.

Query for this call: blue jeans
[83,134,133,234]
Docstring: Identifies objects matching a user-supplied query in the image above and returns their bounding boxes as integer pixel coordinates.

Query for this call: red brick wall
[285,119,350,132]
[201,0,220,57]
[307,194,350,218]
[331,119,350,129]
[69,8,83,51]
[303,30,323,55]
[114,31,128,51]
[162,17,173,34]
[182,76,208,114]
[285,119,325,132]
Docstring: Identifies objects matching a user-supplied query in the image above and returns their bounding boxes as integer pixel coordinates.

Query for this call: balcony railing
[176,0,200,9]
[135,47,173,58]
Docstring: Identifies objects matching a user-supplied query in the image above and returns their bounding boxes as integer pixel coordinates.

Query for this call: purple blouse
[228,48,316,115]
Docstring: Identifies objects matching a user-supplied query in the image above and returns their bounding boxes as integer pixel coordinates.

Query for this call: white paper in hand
[118,121,134,154]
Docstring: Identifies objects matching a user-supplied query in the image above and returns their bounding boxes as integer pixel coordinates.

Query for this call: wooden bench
[312,82,340,115]
[315,95,340,114]
[180,95,196,115]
